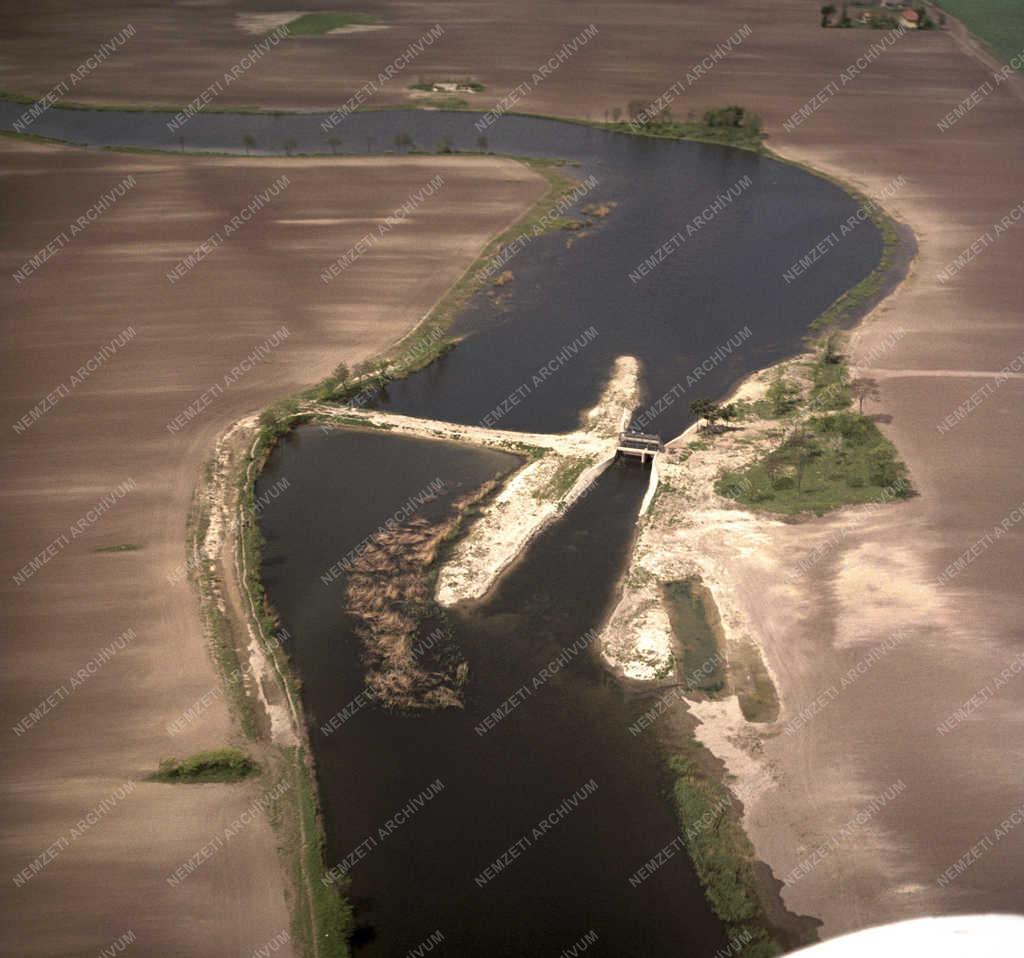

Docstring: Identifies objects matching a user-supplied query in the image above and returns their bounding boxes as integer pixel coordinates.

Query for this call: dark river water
[4,102,885,954]
[0,101,882,435]
[258,429,727,956]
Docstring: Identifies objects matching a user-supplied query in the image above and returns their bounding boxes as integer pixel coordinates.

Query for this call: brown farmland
[0,138,543,956]
[1,0,1023,948]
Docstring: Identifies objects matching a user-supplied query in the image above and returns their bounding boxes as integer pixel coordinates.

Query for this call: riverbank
[5,0,1023,948]
[312,354,639,605]
[0,135,546,957]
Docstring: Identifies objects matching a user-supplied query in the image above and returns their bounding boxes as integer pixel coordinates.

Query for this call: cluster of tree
[689,398,738,431]
[615,102,762,135]
[701,105,753,129]
[820,4,936,29]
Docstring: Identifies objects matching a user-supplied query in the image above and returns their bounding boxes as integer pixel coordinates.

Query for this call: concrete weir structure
[616,430,663,465]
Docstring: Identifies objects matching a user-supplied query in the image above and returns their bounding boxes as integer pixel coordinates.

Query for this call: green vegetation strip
[149,748,259,783]
[94,543,141,553]
[220,405,354,957]
[271,748,354,957]
[597,104,764,153]
[317,157,583,406]
[284,13,378,36]
[669,753,784,956]
[809,195,901,334]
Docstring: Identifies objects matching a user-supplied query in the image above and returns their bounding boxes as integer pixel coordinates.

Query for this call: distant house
[899,8,920,28]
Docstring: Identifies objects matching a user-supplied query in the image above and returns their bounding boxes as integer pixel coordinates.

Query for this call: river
[2,101,885,955]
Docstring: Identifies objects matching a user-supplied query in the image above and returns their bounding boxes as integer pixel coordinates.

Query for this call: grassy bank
[315,157,588,405]
[181,406,351,957]
[668,751,787,957]
[598,109,765,153]
[809,192,902,335]
[271,747,354,957]
[236,416,354,958]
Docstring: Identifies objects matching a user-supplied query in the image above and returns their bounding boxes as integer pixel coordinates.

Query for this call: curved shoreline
[2,101,909,953]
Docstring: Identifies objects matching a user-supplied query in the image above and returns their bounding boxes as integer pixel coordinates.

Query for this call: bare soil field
[1,0,1023,947]
[0,138,543,955]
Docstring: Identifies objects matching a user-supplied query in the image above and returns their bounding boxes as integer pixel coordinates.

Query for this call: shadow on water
[258,428,728,956]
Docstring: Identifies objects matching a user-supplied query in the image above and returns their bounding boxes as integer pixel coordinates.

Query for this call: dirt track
[1,0,1023,947]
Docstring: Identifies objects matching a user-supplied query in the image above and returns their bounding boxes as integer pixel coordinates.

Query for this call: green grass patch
[94,543,141,553]
[716,410,911,515]
[934,0,1024,67]
[536,456,589,502]
[807,354,853,411]
[604,117,764,152]
[283,12,377,35]
[669,754,784,956]
[149,748,259,783]
[661,579,726,693]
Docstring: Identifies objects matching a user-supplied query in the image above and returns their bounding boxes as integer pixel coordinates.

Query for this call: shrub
[702,105,748,128]
[150,748,259,783]
[767,376,800,416]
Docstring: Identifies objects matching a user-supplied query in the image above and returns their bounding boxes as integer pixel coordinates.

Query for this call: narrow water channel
[3,101,889,954]
[258,428,727,955]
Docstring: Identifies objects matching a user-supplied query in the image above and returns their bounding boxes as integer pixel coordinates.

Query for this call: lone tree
[627,99,651,126]
[850,377,881,414]
[822,330,843,364]
[393,132,413,153]
[476,134,488,152]
[690,398,721,430]
[785,428,822,491]
[327,136,342,154]
[242,133,256,155]
[820,3,836,26]
[283,137,298,156]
